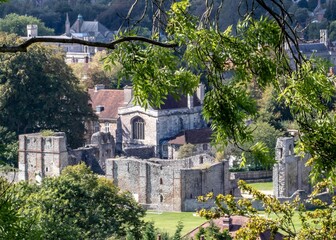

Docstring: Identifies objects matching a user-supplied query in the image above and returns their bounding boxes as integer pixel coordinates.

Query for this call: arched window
[132,117,145,140]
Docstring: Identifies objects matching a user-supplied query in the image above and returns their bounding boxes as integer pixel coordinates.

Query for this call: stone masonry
[106,154,232,212]
[273,137,311,198]
[19,132,114,181]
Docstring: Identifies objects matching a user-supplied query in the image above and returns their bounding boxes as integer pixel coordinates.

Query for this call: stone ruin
[273,137,311,199]
[18,132,114,181]
[17,131,333,211]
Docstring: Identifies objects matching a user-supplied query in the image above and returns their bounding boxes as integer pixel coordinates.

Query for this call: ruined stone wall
[19,132,115,181]
[18,133,68,182]
[154,154,215,168]
[181,161,231,211]
[106,155,230,211]
[273,137,311,198]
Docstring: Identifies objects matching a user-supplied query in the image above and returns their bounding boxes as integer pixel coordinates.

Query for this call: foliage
[10,164,145,239]
[195,221,232,240]
[69,51,128,89]
[177,144,197,159]
[0,33,96,148]
[0,126,18,166]
[198,180,336,239]
[0,13,54,36]
[0,177,42,239]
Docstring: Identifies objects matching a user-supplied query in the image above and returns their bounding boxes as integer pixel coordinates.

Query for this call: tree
[324,0,336,21]
[0,13,54,36]
[0,33,96,148]
[178,144,197,159]
[10,164,145,239]
[0,126,17,166]
[69,51,129,89]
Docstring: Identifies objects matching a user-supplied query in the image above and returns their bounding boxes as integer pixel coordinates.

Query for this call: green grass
[247,181,273,191]
[143,212,207,236]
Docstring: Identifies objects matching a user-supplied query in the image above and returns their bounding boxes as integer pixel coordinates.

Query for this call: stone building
[18,132,114,182]
[119,83,207,158]
[106,154,232,212]
[87,84,209,158]
[86,84,125,153]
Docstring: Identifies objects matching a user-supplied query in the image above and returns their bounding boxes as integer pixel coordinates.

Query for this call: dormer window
[96,105,104,113]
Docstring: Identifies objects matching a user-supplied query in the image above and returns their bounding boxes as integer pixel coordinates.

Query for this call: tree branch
[0,36,178,53]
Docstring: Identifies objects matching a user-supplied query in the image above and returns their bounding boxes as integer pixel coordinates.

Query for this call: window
[203,144,208,151]
[132,117,145,140]
[104,122,110,133]
[94,121,100,133]
[160,178,163,185]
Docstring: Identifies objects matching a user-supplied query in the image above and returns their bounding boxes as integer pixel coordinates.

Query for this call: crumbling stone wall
[18,133,68,182]
[19,132,114,181]
[106,154,231,211]
[273,137,311,198]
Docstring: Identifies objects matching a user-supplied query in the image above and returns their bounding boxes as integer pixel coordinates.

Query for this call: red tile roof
[88,89,124,120]
[184,216,283,239]
[168,128,212,145]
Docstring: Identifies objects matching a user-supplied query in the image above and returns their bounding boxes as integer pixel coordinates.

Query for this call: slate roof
[154,94,202,110]
[298,43,328,54]
[88,89,124,120]
[70,15,114,42]
[168,128,212,145]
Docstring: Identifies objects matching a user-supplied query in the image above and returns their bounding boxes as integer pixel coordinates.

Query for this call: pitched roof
[168,128,212,145]
[184,216,283,239]
[153,94,202,110]
[298,43,328,54]
[88,89,124,120]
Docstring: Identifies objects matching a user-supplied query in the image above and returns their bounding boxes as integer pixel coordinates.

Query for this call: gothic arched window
[132,117,145,140]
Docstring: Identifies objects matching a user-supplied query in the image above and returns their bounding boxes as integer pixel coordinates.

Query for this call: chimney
[27,24,38,37]
[94,84,105,92]
[320,29,328,47]
[187,94,194,109]
[123,85,133,105]
[222,215,232,231]
[65,13,71,37]
[196,83,205,104]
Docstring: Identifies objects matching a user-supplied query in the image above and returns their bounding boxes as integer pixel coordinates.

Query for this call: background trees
[0,33,96,148]
[0,13,54,36]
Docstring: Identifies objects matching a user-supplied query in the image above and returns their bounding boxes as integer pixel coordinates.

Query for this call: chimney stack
[196,83,205,104]
[94,84,105,92]
[123,86,133,105]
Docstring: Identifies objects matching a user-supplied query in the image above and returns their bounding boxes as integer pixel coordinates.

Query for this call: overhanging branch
[0,36,178,53]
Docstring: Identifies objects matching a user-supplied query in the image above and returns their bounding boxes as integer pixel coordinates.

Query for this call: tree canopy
[0,33,96,148]
[0,13,54,36]
[8,164,145,239]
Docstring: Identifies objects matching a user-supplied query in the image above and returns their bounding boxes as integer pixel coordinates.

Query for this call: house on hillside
[25,13,115,63]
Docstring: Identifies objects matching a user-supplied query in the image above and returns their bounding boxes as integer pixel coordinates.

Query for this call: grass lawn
[247,181,273,191]
[143,211,207,236]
